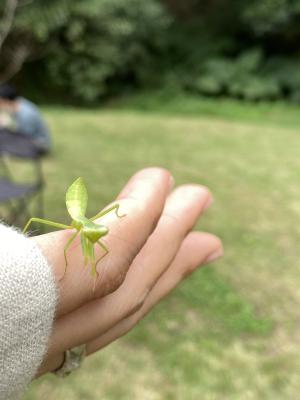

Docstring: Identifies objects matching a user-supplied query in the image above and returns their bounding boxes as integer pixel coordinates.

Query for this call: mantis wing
[66,177,88,220]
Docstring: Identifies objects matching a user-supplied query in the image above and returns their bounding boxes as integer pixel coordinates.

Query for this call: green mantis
[23,177,125,278]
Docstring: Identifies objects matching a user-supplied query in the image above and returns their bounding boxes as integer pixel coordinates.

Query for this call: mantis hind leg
[90,240,109,291]
[23,217,71,234]
[87,241,100,292]
[95,240,109,268]
[90,204,126,221]
[62,230,79,278]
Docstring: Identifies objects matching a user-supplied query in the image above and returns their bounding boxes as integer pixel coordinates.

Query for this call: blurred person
[0,83,51,154]
[0,168,223,399]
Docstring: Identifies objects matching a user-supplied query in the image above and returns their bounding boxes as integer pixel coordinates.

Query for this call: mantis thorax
[72,216,109,243]
[71,216,86,230]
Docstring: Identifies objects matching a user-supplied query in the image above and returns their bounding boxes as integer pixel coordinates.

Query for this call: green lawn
[25,98,300,399]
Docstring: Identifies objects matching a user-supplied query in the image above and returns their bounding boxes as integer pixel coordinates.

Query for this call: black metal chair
[0,128,45,229]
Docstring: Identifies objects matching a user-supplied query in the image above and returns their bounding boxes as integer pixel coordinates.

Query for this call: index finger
[34,168,173,317]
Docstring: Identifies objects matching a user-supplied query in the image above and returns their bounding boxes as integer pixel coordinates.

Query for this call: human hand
[34,168,223,376]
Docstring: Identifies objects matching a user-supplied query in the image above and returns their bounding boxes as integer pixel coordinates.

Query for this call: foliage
[241,0,300,35]
[0,0,68,82]
[163,0,300,102]
[44,0,171,103]
[191,49,281,101]
[1,0,170,101]
[3,0,300,102]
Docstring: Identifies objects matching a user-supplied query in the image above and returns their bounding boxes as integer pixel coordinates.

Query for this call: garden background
[1,1,300,399]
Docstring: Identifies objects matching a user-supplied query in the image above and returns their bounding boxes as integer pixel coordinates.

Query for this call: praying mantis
[23,177,125,278]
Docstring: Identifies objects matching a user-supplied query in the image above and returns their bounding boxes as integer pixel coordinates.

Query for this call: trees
[0,0,68,83]
[1,0,300,102]
[0,0,170,101]
[44,0,171,102]
[0,0,29,83]
[163,0,300,101]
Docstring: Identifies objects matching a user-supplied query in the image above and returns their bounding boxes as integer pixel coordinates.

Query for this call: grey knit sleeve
[0,224,58,400]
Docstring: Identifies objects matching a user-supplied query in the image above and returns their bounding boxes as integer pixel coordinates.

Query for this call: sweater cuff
[0,224,58,400]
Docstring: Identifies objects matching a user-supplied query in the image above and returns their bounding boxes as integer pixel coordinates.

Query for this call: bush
[189,49,300,101]
[4,0,300,103]
[44,0,171,103]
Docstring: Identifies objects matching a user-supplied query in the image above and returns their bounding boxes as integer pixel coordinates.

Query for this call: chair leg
[18,190,45,234]
[10,198,31,228]
[8,200,23,227]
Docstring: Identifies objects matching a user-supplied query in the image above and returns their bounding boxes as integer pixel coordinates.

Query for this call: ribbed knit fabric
[0,224,57,400]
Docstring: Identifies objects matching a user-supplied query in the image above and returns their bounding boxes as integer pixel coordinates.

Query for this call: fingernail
[205,247,223,263]
[203,196,213,211]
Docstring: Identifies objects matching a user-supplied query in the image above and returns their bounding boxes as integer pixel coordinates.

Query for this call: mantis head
[82,225,109,243]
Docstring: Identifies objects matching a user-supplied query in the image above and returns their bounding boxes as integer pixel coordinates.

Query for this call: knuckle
[96,267,127,297]
[181,263,197,279]
[126,196,161,228]
[121,313,142,336]
[110,270,127,292]
[122,289,149,318]
[161,212,180,226]
[161,212,185,237]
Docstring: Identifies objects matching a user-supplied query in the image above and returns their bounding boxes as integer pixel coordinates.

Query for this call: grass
[24,96,300,399]
[110,90,300,128]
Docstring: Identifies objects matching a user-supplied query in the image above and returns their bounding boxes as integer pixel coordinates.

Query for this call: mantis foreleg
[63,230,79,276]
[90,204,126,221]
[91,240,109,290]
[80,232,89,266]
[88,240,98,278]
[23,217,72,233]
